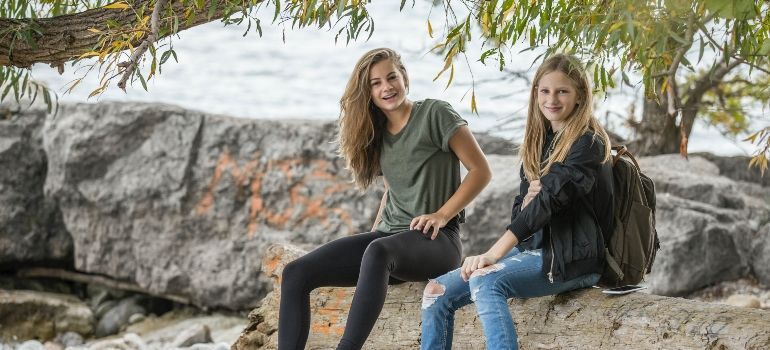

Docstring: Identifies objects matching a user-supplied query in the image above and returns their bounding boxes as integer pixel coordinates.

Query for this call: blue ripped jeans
[420,248,600,350]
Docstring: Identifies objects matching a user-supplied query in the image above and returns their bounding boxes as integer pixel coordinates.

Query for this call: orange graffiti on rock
[195,150,356,237]
[196,152,259,215]
[311,289,349,336]
[263,255,281,277]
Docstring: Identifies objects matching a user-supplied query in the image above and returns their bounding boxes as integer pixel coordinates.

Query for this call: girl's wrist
[435,210,452,222]
[485,250,502,262]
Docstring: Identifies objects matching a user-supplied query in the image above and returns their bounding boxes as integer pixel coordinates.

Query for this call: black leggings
[278,221,462,350]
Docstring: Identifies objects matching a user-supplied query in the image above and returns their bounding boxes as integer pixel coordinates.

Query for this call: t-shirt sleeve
[429,100,468,152]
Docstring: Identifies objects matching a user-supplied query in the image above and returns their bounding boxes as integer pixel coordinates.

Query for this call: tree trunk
[628,96,681,156]
[628,59,742,157]
[231,244,770,350]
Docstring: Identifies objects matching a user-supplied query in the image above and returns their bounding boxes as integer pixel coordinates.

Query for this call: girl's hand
[410,212,449,240]
[460,253,499,281]
[521,179,542,211]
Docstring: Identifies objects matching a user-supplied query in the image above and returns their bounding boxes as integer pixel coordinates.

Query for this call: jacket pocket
[570,211,598,261]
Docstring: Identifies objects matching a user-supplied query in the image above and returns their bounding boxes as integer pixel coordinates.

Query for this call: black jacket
[506,130,614,282]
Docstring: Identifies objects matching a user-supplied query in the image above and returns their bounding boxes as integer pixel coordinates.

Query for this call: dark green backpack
[599,146,660,287]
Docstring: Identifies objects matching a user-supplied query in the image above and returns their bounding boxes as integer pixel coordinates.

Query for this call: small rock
[43,341,64,350]
[88,332,146,350]
[189,343,230,350]
[128,313,146,324]
[55,331,84,347]
[761,291,770,308]
[171,324,213,347]
[17,340,45,350]
[88,286,110,310]
[94,300,117,320]
[95,297,146,337]
[725,294,761,308]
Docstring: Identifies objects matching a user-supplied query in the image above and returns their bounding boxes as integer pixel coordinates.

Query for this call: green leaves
[159,49,177,65]
[270,0,376,44]
[759,40,770,55]
[744,127,769,175]
[0,66,56,113]
[2,0,768,164]
[704,0,757,19]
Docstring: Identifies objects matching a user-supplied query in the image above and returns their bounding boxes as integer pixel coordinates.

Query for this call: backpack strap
[612,145,641,170]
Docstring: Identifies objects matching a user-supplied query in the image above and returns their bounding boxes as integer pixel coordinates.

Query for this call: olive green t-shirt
[376,99,468,233]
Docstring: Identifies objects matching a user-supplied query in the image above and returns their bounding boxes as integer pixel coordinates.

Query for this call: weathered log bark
[232,243,770,350]
[0,0,256,68]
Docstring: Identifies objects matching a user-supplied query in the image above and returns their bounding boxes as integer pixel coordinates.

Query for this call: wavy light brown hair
[520,54,612,181]
[337,48,409,190]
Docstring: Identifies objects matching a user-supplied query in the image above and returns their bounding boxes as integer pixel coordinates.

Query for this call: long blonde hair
[337,48,410,190]
[520,54,612,181]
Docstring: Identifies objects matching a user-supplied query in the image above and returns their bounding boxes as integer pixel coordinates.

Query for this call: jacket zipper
[544,137,557,283]
[548,231,555,283]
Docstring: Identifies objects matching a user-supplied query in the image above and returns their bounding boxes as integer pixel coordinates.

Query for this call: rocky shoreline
[1,101,768,348]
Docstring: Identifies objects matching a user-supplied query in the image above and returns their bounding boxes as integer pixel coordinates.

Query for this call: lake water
[30,1,767,156]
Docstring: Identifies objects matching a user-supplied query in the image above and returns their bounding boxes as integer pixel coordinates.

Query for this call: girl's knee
[362,240,393,261]
[422,270,468,312]
[468,263,507,301]
[281,259,308,287]
[468,263,506,284]
[421,280,447,310]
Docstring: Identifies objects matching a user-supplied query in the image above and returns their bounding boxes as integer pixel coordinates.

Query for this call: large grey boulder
[460,154,520,255]
[0,102,70,265]
[640,155,768,217]
[692,152,770,188]
[43,103,379,310]
[751,223,770,286]
[472,131,518,156]
[648,193,753,295]
[640,154,769,295]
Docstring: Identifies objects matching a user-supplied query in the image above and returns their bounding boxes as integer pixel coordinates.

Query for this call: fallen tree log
[17,267,192,305]
[232,244,770,349]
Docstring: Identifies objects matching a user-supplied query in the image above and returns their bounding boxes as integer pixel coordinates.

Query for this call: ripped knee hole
[423,280,446,296]
[421,280,447,309]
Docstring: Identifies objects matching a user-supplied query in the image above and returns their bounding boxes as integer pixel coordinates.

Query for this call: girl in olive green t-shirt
[278,48,492,350]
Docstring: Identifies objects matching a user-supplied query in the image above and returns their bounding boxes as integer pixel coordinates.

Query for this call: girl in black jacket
[420,54,614,350]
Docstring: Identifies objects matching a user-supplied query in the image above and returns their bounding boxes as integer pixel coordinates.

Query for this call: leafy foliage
[1,0,376,101]
[0,0,769,166]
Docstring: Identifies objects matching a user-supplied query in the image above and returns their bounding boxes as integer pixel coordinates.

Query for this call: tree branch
[667,14,697,77]
[116,0,167,91]
[695,21,768,74]
[678,56,743,153]
[731,55,770,75]
[0,0,255,68]
[684,58,743,112]
[656,13,698,118]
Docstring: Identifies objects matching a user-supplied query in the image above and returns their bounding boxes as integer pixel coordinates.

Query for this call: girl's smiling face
[537,70,579,132]
[369,59,408,112]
